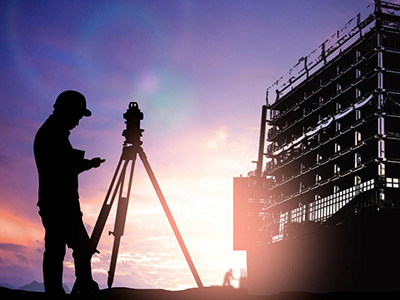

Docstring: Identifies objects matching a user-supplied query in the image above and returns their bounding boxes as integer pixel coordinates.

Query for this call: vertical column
[378,116,386,178]
[377,27,386,183]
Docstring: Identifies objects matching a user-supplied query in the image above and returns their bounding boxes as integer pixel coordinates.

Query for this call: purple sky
[0,0,374,291]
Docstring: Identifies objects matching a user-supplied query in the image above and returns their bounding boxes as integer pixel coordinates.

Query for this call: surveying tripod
[72,102,203,293]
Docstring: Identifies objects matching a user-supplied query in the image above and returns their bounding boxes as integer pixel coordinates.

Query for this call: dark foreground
[1,286,399,300]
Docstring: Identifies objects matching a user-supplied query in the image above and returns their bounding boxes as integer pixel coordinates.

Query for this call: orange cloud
[0,207,43,246]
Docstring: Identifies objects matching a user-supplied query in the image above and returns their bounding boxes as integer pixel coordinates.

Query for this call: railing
[266,2,380,103]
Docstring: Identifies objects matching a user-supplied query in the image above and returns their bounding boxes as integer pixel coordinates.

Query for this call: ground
[0,286,399,300]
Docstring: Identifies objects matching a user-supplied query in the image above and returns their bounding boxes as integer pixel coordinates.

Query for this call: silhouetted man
[34,90,105,294]
[223,269,235,286]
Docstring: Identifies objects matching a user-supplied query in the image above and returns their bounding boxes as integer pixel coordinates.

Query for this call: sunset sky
[0,0,375,291]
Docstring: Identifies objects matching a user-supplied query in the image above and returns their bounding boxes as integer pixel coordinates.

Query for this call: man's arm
[73,149,105,173]
[89,157,106,168]
[78,157,106,173]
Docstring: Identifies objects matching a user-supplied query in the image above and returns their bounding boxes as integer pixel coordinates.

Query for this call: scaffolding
[234,0,400,249]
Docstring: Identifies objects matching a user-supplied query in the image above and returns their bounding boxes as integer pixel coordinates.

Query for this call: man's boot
[73,249,99,294]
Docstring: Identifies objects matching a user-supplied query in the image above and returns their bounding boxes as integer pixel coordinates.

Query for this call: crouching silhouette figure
[223,269,235,287]
[34,90,105,294]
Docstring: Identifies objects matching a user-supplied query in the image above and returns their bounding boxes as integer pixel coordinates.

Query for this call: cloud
[205,127,228,149]
[0,242,43,288]
[0,209,43,246]
[14,253,28,264]
[0,243,27,253]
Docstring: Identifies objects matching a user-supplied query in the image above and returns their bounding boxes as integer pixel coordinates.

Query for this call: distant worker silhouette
[223,268,235,287]
[34,90,105,294]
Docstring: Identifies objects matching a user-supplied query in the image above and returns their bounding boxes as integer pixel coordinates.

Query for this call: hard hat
[53,90,92,117]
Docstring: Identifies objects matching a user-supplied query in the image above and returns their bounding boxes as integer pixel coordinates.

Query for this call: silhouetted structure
[234,1,400,294]
[34,90,105,294]
[239,268,248,289]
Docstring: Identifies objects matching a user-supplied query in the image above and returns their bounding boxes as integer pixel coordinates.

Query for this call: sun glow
[74,126,249,289]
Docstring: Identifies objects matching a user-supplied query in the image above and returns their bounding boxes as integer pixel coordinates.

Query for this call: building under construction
[234,1,400,294]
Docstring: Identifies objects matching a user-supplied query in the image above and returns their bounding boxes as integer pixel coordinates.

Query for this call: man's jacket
[34,115,91,214]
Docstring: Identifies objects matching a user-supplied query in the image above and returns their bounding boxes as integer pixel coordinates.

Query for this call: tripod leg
[72,153,125,294]
[107,154,137,288]
[138,148,204,288]
[108,235,122,288]
[90,154,125,253]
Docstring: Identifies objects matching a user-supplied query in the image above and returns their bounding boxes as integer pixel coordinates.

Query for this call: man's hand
[90,157,105,168]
